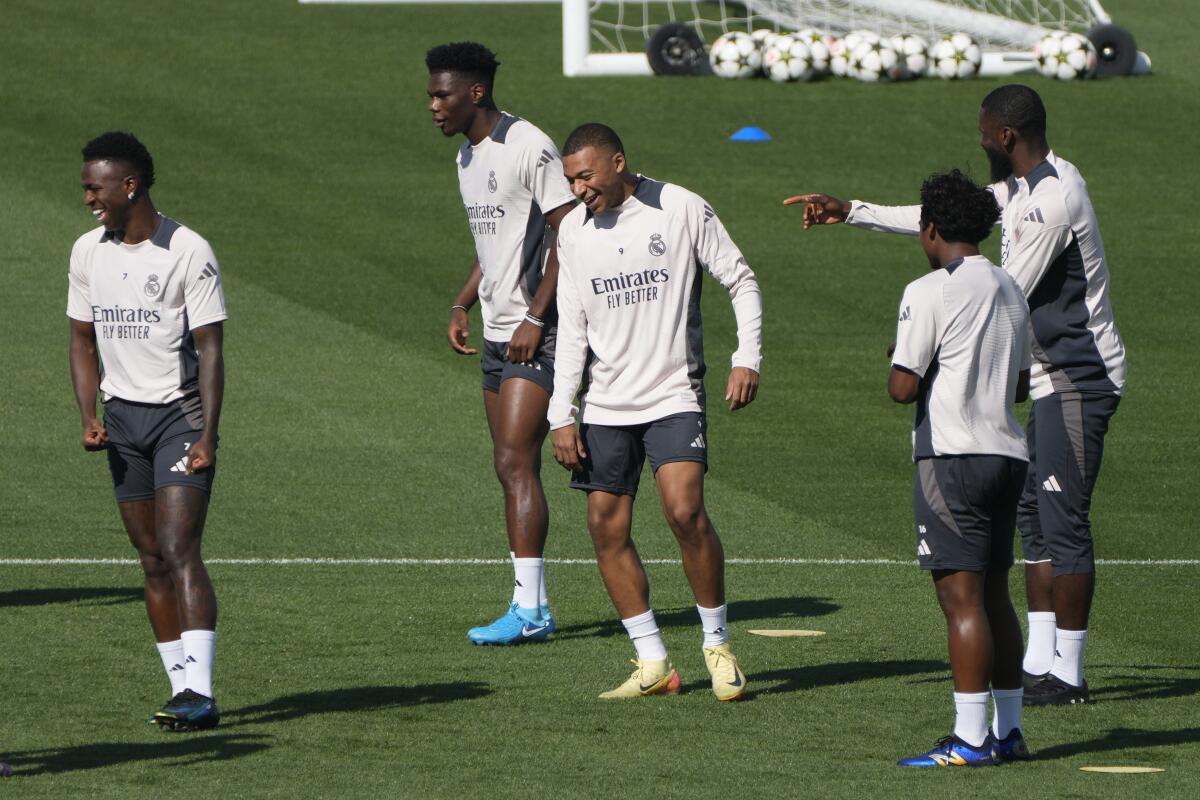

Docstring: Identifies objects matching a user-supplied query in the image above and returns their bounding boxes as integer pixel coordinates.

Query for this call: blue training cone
[730,126,772,142]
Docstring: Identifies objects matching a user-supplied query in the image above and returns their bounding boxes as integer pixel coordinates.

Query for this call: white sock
[621,610,667,661]
[156,639,187,695]
[180,629,216,698]
[991,688,1023,738]
[1023,611,1057,675]
[512,558,543,611]
[696,603,729,647]
[1049,628,1087,686]
[953,691,991,747]
[538,561,549,610]
[509,551,519,604]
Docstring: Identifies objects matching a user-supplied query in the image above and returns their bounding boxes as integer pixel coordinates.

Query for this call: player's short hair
[981,84,1047,138]
[919,169,1000,245]
[82,131,155,189]
[562,123,625,158]
[425,41,500,86]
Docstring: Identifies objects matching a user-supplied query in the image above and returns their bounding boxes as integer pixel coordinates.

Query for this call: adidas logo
[690,434,706,449]
[197,262,219,280]
[536,149,554,169]
[1042,475,1063,493]
[917,539,932,557]
[169,455,190,473]
[1023,208,1045,224]
[169,663,185,672]
[899,305,911,322]
[703,204,715,223]
[186,655,197,664]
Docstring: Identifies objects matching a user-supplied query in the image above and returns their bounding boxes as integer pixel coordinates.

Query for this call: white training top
[892,255,1031,461]
[456,112,575,341]
[66,215,228,405]
[549,177,763,429]
[846,151,1126,401]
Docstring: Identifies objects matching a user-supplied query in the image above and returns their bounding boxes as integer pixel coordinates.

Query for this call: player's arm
[888,282,940,404]
[694,199,762,411]
[783,192,922,236]
[547,232,588,471]
[507,200,574,363]
[888,367,920,404]
[68,319,107,451]
[187,323,224,474]
[448,259,482,356]
[1003,213,1072,298]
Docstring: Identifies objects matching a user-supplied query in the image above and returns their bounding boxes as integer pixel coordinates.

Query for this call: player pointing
[68,132,225,730]
[787,85,1126,706]
[550,123,761,700]
[427,42,576,645]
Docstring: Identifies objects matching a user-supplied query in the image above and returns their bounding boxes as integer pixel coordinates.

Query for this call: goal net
[563,0,1117,76]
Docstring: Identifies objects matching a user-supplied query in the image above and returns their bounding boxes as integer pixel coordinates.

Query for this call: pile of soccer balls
[710,28,1098,83]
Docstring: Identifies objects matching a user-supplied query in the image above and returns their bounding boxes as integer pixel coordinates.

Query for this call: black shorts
[103,395,217,503]
[569,412,707,497]
[913,455,1027,572]
[1018,392,1120,575]
[481,330,555,395]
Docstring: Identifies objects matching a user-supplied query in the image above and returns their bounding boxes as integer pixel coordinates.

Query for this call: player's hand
[782,193,851,230]
[726,367,759,411]
[506,319,543,364]
[551,425,587,472]
[187,436,216,474]
[448,307,477,355]
[80,419,108,451]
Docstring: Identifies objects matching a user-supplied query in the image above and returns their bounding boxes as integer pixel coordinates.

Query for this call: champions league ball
[890,33,929,79]
[1036,31,1098,80]
[710,31,763,79]
[828,37,850,77]
[762,35,816,82]
[795,28,833,74]
[751,28,781,52]
[849,40,902,82]
[930,32,982,79]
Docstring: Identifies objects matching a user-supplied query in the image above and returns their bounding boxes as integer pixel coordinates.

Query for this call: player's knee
[493,444,537,486]
[139,553,171,583]
[663,502,707,540]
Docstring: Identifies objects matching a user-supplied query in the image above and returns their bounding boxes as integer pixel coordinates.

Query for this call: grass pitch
[1,1,1198,796]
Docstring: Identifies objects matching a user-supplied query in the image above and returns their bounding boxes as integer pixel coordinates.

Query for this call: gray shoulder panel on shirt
[633,177,665,210]
[150,216,181,250]
[491,113,521,144]
[1025,160,1059,192]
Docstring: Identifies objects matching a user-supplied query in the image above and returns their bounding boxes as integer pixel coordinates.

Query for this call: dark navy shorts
[103,395,216,503]
[570,412,708,497]
[1018,392,1120,576]
[481,329,555,395]
[913,455,1028,572]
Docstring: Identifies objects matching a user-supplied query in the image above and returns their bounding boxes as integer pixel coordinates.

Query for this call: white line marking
[0,558,1197,567]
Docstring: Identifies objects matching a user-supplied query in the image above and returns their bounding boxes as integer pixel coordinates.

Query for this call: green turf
[1,0,1198,796]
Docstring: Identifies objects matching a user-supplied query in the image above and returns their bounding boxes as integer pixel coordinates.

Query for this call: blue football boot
[467,603,554,645]
[897,734,997,767]
[151,689,220,732]
[993,729,1032,761]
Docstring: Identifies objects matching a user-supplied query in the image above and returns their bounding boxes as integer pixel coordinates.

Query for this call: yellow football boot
[598,659,681,699]
[703,643,748,702]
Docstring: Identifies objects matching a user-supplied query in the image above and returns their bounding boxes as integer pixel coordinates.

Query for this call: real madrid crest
[144,274,161,297]
[488,170,498,193]
[648,233,666,257]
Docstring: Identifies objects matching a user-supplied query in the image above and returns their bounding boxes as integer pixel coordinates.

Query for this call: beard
[985,146,1014,183]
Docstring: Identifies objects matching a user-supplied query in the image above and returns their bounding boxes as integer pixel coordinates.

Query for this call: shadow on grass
[4,733,270,777]
[1088,665,1200,703]
[744,659,947,698]
[224,682,493,726]
[0,587,142,608]
[1035,727,1200,761]
[554,596,840,640]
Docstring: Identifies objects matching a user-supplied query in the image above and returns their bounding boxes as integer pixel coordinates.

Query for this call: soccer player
[427,42,576,645]
[887,170,1031,766]
[67,132,226,730]
[550,123,762,700]
[787,85,1125,706]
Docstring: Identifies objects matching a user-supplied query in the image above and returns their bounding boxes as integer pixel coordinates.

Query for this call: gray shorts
[1018,392,1120,575]
[913,455,1027,572]
[481,329,555,395]
[570,412,708,497]
[103,395,216,503]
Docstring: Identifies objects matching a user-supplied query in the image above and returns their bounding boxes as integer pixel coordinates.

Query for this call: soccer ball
[850,40,902,82]
[795,28,833,74]
[710,31,763,79]
[890,33,929,79]
[751,28,781,52]
[763,35,816,82]
[1036,31,1097,80]
[828,37,850,77]
[930,32,982,79]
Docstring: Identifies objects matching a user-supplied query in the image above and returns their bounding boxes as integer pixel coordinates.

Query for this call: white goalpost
[562,0,1150,76]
